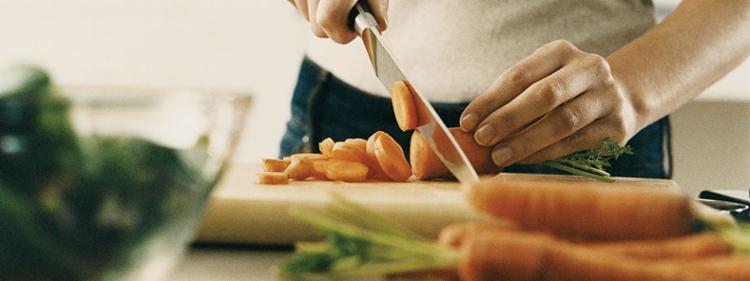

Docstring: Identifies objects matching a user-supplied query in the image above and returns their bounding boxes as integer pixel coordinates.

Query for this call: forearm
[608,0,750,129]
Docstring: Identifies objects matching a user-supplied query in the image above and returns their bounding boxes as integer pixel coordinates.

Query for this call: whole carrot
[466,177,696,240]
[410,128,500,180]
[459,231,750,281]
[440,222,731,260]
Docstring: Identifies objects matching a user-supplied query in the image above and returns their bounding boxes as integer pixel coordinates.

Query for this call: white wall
[0,1,748,192]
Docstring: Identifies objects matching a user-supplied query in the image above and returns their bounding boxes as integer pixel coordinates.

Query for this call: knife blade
[350,4,480,184]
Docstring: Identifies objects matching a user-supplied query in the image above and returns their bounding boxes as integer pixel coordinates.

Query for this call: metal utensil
[350,3,479,184]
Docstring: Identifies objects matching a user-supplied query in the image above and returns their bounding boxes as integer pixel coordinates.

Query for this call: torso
[305,0,655,102]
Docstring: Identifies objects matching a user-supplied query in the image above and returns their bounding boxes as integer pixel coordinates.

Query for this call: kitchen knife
[349,3,479,184]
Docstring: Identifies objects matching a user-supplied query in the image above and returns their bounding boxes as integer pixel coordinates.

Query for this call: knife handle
[348,1,379,36]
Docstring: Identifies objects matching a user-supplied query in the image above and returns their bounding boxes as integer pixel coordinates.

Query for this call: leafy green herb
[274,193,459,280]
[543,138,633,182]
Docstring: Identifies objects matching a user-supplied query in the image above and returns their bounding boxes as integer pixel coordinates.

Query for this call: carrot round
[289,153,330,162]
[257,172,289,185]
[262,158,290,173]
[310,160,329,180]
[466,178,696,241]
[410,128,500,180]
[365,131,393,180]
[319,138,335,156]
[373,133,412,182]
[390,80,418,131]
[325,160,369,182]
[458,231,750,281]
[285,158,313,180]
[332,142,366,163]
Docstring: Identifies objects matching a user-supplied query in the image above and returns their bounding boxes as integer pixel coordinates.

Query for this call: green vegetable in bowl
[0,65,215,280]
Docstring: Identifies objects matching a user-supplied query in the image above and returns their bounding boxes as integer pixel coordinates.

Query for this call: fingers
[460,40,580,133]
[518,116,629,164]
[315,0,358,43]
[488,89,614,166]
[293,0,309,20]
[307,0,326,38]
[474,53,611,148]
[367,0,389,31]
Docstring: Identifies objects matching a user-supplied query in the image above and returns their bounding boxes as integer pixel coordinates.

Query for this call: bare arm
[610,0,750,129]
[460,0,750,166]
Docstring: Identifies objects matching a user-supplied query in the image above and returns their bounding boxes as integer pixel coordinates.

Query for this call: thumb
[367,0,389,32]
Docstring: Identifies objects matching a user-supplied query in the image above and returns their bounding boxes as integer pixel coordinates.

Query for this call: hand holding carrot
[460,40,642,167]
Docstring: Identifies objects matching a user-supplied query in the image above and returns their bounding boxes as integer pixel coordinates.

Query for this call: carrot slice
[325,160,369,182]
[390,80,418,131]
[257,172,289,185]
[373,133,412,181]
[262,158,290,172]
[289,153,330,162]
[310,160,329,180]
[332,141,366,163]
[285,158,313,180]
[319,138,335,156]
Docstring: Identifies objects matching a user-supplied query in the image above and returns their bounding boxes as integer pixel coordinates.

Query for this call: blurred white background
[0,0,747,195]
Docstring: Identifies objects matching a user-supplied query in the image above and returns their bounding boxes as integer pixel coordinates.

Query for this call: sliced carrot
[325,160,369,182]
[319,138,335,156]
[410,127,500,180]
[366,131,388,158]
[310,160,329,180]
[332,142,366,163]
[285,158,314,180]
[262,158,290,172]
[373,133,412,182]
[390,80,418,131]
[257,172,289,185]
[466,178,695,241]
[289,153,330,162]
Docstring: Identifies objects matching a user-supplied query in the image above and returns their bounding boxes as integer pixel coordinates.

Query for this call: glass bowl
[0,86,251,281]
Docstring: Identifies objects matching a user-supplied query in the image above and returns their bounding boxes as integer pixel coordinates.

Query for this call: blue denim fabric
[280,57,671,179]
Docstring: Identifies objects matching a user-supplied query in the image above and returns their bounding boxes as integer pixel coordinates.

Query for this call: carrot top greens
[274,193,459,280]
[543,138,634,182]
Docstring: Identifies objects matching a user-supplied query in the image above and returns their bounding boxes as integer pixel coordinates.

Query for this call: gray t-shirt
[306,0,655,102]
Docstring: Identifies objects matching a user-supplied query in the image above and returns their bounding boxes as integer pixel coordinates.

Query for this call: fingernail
[475,124,495,145]
[492,147,513,166]
[461,114,479,131]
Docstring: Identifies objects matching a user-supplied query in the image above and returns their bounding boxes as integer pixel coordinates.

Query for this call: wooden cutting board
[194,163,679,245]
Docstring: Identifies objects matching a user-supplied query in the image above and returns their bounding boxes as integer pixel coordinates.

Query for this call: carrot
[285,158,314,180]
[319,138,335,157]
[362,132,390,180]
[458,231,750,281]
[310,160,329,180]
[290,153,330,162]
[466,177,696,241]
[325,160,369,182]
[410,128,500,180]
[332,142,366,163]
[390,80,418,131]
[262,158,290,172]
[257,172,289,185]
[583,233,732,260]
[440,222,730,260]
[373,132,412,182]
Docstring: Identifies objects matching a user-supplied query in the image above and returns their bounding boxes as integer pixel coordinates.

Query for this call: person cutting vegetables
[281,0,749,180]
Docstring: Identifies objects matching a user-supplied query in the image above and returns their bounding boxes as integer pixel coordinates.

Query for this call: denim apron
[280,57,672,179]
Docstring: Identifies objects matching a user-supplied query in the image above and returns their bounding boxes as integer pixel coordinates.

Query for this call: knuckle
[550,39,573,50]
[489,113,516,131]
[558,106,582,131]
[584,54,611,75]
[506,68,529,84]
[539,81,565,106]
